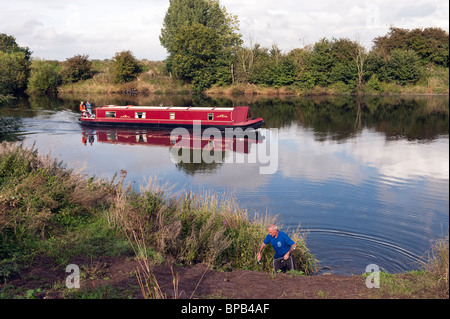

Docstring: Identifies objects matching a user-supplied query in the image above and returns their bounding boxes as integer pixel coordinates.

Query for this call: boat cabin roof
[101,105,236,111]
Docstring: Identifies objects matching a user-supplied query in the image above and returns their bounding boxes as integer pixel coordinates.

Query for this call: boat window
[136,134,147,143]
[208,113,214,121]
[135,112,146,119]
[105,111,116,118]
[106,133,117,141]
[170,112,175,120]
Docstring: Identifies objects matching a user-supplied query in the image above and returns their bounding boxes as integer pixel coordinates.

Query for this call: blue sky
[1,0,448,61]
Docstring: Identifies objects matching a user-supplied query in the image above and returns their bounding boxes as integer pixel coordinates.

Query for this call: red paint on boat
[81,127,263,154]
[78,105,264,129]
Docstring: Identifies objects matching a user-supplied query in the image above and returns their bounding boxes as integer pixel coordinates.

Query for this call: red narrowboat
[79,105,264,130]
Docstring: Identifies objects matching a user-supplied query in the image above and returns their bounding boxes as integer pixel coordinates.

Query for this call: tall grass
[108,172,318,274]
[366,236,448,298]
[1,142,317,287]
[426,236,449,286]
[0,142,124,280]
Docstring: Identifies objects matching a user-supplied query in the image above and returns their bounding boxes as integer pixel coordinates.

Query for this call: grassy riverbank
[0,142,316,296]
[56,59,449,96]
[0,142,448,299]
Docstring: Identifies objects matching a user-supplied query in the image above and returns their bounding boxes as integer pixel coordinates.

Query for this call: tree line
[158,0,448,93]
[1,0,449,99]
[0,36,143,99]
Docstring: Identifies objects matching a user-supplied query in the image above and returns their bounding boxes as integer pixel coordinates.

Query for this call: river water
[1,93,448,275]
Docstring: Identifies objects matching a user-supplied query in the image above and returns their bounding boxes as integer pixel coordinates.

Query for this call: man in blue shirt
[86,101,92,117]
[257,224,296,272]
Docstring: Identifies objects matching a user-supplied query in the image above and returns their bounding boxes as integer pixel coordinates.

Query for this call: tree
[28,60,62,95]
[330,38,367,90]
[386,49,421,85]
[233,42,255,84]
[305,38,334,87]
[160,0,242,92]
[61,54,92,83]
[354,41,367,92]
[247,45,271,85]
[0,34,32,97]
[373,27,449,67]
[170,23,221,93]
[111,51,143,83]
[160,0,240,54]
[0,33,32,61]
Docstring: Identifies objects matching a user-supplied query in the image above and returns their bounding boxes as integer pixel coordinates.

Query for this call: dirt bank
[1,256,447,300]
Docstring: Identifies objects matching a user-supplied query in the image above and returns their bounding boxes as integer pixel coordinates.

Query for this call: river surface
[1,93,448,275]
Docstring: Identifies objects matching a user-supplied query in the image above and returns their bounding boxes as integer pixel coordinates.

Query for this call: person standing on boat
[257,224,296,272]
[80,101,87,117]
[86,101,92,117]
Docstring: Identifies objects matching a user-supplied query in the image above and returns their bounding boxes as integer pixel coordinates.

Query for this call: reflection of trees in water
[1,93,448,143]
[58,93,449,142]
[172,148,227,175]
[249,95,449,141]
[0,116,24,142]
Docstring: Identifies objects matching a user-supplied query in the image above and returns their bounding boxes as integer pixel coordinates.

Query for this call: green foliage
[170,23,220,80]
[367,74,382,92]
[169,22,235,93]
[160,0,242,92]
[110,181,318,274]
[61,54,92,83]
[111,51,143,84]
[245,45,271,85]
[0,34,31,97]
[3,24,447,96]
[0,142,114,282]
[234,28,447,92]
[0,52,29,96]
[27,60,62,95]
[373,26,449,67]
[386,49,421,85]
[0,34,32,60]
[306,38,335,87]
[263,45,297,88]
[160,0,241,55]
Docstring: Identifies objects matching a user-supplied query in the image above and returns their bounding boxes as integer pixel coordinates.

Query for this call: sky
[1,0,448,61]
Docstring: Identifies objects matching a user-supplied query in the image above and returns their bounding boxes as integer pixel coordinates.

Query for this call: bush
[61,54,92,83]
[111,51,143,83]
[0,51,30,96]
[0,34,31,97]
[367,74,382,92]
[387,49,421,85]
[27,60,61,95]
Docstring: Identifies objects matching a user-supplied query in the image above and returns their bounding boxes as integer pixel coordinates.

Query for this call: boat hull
[78,118,264,130]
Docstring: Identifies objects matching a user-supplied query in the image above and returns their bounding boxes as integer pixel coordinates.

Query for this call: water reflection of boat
[79,105,264,130]
[81,127,264,154]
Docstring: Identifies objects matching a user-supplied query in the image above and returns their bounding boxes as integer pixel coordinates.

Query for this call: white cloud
[1,0,448,60]
[223,0,449,51]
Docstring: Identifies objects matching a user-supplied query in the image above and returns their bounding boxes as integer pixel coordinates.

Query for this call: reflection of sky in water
[278,124,449,183]
[19,111,449,275]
